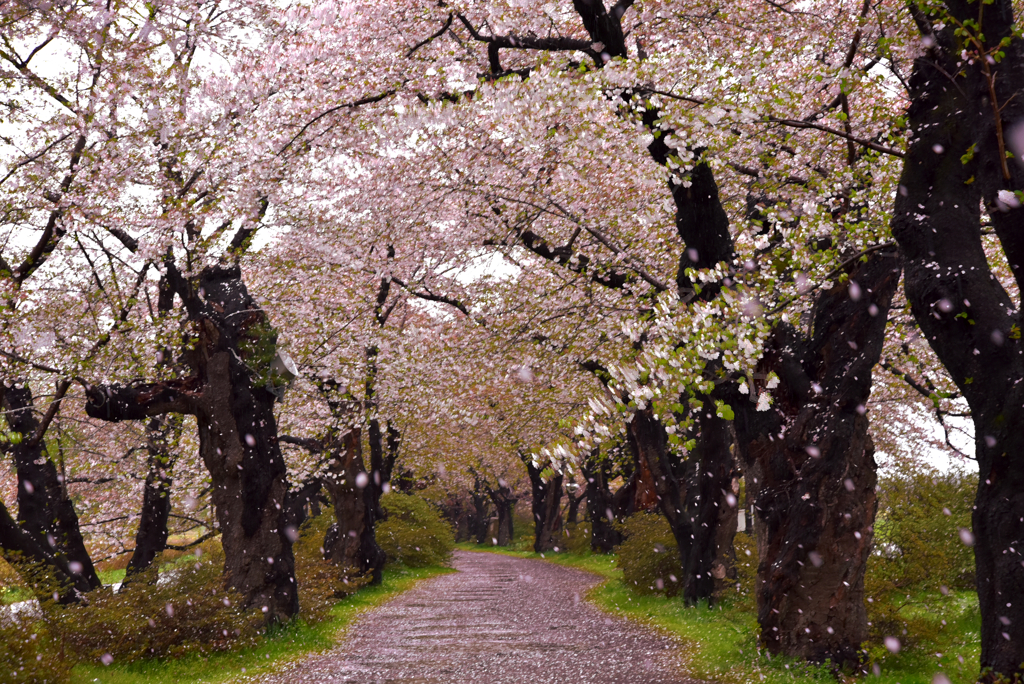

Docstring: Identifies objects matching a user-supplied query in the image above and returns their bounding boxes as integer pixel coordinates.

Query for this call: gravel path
[254,550,698,683]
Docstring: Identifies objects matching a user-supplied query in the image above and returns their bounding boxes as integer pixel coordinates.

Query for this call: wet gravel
[253,550,698,683]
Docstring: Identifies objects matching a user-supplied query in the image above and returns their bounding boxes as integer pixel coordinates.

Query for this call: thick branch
[84,378,200,422]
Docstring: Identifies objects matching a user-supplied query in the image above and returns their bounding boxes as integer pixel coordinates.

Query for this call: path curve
[253,550,698,683]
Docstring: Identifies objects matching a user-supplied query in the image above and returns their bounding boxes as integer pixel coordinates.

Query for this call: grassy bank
[456,542,980,684]
[69,563,452,684]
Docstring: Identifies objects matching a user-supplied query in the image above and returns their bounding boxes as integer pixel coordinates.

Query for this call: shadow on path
[251,550,700,683]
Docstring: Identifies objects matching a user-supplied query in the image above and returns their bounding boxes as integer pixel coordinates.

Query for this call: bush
[865,463,978,646]
[0,610,70,684]
[377,492,454,568]
[47,546,262,665]
[291,512,369,624]
[562,521,592,555]
[870,464,976,592]
[616,512,681,597]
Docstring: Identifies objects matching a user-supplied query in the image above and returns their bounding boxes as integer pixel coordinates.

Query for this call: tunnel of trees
[1,0,1021,681]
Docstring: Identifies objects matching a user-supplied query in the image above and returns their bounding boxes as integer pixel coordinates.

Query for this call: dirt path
[252,550,697,683]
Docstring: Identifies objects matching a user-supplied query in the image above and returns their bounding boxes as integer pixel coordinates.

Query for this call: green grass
[97,568,126,586]
[69,563,452,684]
[2,567,135,604]
[457,542,981,684]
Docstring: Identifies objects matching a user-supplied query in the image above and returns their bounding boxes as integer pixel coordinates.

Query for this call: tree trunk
[487,483,516,546]
[123,416,178,582]
[523,456,564,553]
[625,424,660,512]
[0,497,83,603]
[731,252,899,668]
[889,5,1024,675]
[321,428,386,584]
[582,454,624,553]
[627,406,735,605]
[193,346,296,623]
[2,382,100,593]
[282,476,324,535]
[566,488,585,525]
[712,474,741,591]
[470,483,490,545]
[86,264,298,623]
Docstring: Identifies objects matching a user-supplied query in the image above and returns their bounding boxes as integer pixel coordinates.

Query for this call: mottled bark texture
[85,265,298,623]
[1,382,100,596]
[731,252,900,668]
[712,475,741,591]
[322,428,385,584]
[522,455,564,553]
[891,2,1024,677]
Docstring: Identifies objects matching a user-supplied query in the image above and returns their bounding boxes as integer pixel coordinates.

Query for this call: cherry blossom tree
[889,0,1024,676]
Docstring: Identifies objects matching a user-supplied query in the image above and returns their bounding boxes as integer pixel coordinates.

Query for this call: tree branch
[84,378,201,422]
[407,13,454,57]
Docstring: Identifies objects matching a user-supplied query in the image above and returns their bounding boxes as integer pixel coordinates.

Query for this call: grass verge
[455,543,980,684]
[69,563,452,684]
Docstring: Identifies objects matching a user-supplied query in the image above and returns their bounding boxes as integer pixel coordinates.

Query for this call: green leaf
[960,143,977,165]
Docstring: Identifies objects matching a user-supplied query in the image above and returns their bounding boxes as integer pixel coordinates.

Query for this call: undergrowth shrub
[616,512,681,597]
[292,512,369,624]
[48,546,262,666]
[0,609,70,684]
[0,557,32,606]
[378,492,454,567]
[865,463,978,647]
[562,521,592,555]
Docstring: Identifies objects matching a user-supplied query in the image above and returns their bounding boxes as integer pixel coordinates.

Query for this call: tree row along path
[249,551,697,683]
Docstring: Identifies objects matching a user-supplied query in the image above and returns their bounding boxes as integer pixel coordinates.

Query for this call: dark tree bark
[486,481,517,546]
[282,476,324,535]
[1,382,100,594]
[321,428,386,584]
[521,454,564,553]
[890,3,1024,676]
[85,265,298,623]
[470,479,491,545]
[122,416,179,583]
[625,423,661,512]
[711,473,741,590]
[582,451,625,553]
[627,405,736,605]
[731,252,900,668]
[566,486,585,525]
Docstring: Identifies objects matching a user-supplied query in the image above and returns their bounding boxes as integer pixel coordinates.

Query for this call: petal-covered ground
[252,550,697,683]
